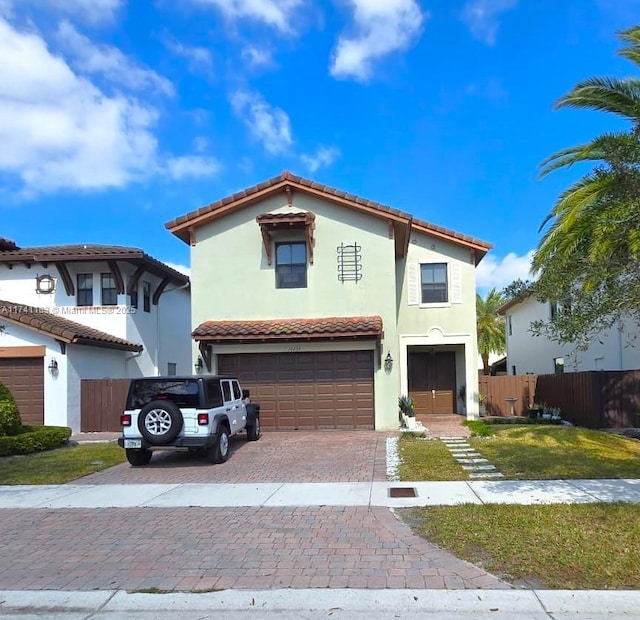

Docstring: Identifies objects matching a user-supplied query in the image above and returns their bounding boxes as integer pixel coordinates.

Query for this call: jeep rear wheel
[137,400,183,445]
[207,426,230,464]
[126,448,152,466]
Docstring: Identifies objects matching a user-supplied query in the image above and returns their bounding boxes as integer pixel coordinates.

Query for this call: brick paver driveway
[78,430,393,484]
[0,425,509,592]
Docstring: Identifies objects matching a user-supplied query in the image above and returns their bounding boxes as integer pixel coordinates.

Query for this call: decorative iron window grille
[337,242,362,282]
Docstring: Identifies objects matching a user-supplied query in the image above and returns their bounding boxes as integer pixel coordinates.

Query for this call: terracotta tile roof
[0,300,143,351]
[193,316,383,342]
[0,244,189,285]
[165,171,492,259]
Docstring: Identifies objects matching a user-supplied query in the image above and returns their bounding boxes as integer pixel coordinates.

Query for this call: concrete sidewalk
[1,478,639,508]
[2,588,640,619]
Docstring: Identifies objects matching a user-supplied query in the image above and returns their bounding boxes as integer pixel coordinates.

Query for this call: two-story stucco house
[165,172,491,430]
[498,294,640,375]
[0,239,191,432]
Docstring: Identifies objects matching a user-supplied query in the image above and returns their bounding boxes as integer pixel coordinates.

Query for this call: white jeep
[118,375,261,466]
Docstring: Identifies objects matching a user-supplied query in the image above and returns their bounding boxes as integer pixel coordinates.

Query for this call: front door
[408,351,456,415]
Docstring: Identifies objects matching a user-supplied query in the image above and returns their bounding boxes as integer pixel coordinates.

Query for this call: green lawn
[399,503,640,589]
[0,442,125,484]
[470,426,640,479]
[397,426,640,481]
[397,433,469,481]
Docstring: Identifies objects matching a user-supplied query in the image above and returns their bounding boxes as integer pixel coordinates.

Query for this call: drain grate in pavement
[388,487,417,498]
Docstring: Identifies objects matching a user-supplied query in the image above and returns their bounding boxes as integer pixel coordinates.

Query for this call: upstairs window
[420,263,448,303]
[550,299,571,320]
[554,357,565,374]
[130,286,138,309]
[143,281,151,313]
[508,315,513,336]
[101,273,117,306]
[276,242,307,289]
[77,274,93,306]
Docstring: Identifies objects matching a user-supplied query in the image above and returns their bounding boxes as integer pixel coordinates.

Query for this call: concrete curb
[2,589,640,618]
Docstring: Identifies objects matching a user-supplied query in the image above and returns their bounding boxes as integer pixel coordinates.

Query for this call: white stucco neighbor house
[498,294,640,375]
[0,237,191,432]
[165,172,492,430]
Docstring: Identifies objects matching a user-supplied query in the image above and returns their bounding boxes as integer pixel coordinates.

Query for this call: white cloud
[0,17,161,195]
[476,250,535,293]
[57,21,174,96]
[165,155,220,180]
[162,261,191,277]
[189,0,303,33]
[301,146,340,172]
[241,45,273,68]
[230,90,292,155]
[15,0,123,24]
[461,0,517,45]
[0,16,214,197]
[162,35,213,73]
[330,0,425,82]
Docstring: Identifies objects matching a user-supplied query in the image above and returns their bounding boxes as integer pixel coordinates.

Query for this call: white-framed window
[420,263,448,303]
[407,260,462,306]
[508,314,512,336]
[275,241,307,289]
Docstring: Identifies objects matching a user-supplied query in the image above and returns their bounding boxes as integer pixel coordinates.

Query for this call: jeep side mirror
[242,389,250,399]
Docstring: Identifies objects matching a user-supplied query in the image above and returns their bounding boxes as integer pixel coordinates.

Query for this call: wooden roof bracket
[108,261,125,295]
[198,341,212,372]
[152,277,170,305]
[260,225,274,265]
[126,265,145,296]
[55,262,74,296]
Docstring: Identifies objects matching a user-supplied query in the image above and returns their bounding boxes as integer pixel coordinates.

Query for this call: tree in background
[476,288,506,375]
[532,26,640,348]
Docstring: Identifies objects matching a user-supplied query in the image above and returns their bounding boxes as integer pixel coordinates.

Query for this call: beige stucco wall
[190,191,482,426]
[396,233,480,417]
[191,192,401,429]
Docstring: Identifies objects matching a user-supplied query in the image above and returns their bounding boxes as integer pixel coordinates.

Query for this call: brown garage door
[218,350,374,430]
[0,358,44,425]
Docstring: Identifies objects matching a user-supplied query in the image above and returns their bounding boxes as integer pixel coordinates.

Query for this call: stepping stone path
[440,436,504,479]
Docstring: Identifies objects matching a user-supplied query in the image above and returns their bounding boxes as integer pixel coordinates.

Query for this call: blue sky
[1,0,638,292]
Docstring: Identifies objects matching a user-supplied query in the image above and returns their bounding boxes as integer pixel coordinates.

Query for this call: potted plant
[398,395,416,430]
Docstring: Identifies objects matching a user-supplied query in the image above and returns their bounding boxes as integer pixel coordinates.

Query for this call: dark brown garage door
[218,350,374,430]
[0,358,44,425]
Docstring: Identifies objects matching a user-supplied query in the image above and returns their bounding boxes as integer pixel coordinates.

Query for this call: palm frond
[554,77,640,123]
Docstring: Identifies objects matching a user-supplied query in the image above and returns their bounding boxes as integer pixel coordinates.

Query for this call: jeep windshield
[127,379,201,409]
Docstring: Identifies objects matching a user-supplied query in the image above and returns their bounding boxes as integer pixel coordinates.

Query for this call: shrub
[0,426,71,456]
[463,419,495,437]
[0,383,21,437]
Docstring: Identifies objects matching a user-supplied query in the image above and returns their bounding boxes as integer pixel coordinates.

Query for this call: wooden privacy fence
[479,371,640,428]
[536,371,640,429]
[478,375,537,417]
[80,378,131,432]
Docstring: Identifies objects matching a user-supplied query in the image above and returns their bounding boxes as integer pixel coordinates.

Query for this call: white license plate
[124,439,142,449]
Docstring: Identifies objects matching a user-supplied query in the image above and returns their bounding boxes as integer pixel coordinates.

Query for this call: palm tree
[476,289,506,376]
[533,26,640,297]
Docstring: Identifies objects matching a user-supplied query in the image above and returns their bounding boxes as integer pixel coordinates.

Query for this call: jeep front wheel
[247,417,261,441]
[126,448,152,466]
[137,400,183,445]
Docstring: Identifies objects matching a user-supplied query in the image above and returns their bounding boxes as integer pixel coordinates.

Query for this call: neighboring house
[498,295,640,375]
[165,172,491,430]
[0,242,191,431]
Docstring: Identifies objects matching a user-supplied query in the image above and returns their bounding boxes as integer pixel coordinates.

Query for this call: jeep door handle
[226,408,231,412]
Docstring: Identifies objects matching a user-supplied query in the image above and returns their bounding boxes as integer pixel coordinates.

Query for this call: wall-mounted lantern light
[48,358,58,373]
[384,352,393,374]
[194,357,203,374]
